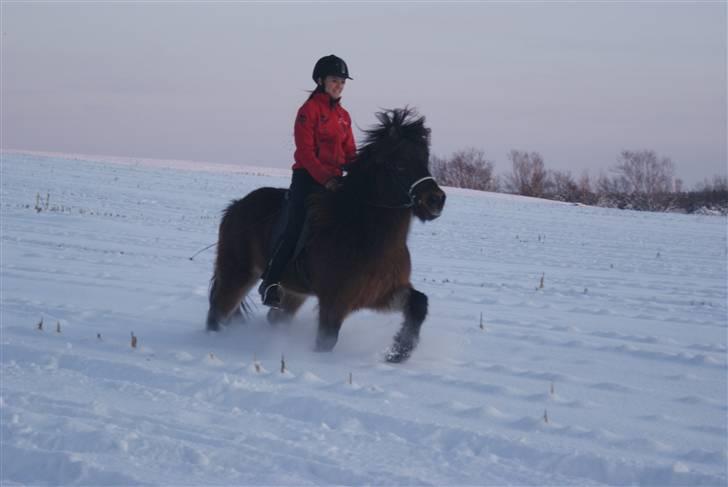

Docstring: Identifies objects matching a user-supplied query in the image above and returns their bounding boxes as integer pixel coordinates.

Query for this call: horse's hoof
[314,334,338,352]
[385,335,418,363]
[385,346,411,363]
[206,317,221,332]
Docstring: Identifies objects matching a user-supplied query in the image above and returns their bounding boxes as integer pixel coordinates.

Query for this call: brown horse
[206,108,446,362]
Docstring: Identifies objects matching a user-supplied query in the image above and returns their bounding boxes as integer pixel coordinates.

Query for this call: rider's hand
[325,177,344,192]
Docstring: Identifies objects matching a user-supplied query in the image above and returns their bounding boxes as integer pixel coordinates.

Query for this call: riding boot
[259,169,320,308]
[259,238,288,308]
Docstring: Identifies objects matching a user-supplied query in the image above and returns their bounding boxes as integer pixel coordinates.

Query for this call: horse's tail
[206,187,286,330]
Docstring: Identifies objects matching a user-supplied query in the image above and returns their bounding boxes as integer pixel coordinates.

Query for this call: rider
[259,54,356,307]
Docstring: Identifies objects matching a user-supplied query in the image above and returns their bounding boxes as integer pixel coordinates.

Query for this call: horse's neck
[361,203,412,248]
[341,171,413,248]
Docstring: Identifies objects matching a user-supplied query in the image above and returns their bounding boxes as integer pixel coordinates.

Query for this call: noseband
[407,176,436,206]
[367,166,437,209]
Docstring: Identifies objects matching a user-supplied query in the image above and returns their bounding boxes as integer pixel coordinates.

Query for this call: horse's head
[349,108,446,221]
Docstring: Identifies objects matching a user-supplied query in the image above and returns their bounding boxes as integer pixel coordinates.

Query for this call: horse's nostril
[427,192,445,209]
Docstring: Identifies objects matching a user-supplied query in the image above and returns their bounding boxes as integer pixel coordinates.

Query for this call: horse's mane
[307,107,430,234]
[347,107,430,174]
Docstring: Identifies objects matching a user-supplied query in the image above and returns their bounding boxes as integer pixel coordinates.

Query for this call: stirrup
[261,283,283,308]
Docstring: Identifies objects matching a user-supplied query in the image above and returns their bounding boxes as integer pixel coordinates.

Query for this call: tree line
[431,148,728,215]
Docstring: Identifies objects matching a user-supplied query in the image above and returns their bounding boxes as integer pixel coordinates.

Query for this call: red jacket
[292,92,356,185]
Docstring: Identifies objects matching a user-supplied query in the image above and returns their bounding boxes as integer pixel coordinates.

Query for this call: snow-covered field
[2,151,726,486]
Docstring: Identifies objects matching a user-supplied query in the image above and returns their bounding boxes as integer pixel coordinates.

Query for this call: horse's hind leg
[381,286,428,363]
[267,291,307,325]
[206,270,257,331]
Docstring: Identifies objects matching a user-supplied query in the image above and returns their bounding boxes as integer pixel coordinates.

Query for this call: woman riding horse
[207,107,446,362]
[259,54,356,308]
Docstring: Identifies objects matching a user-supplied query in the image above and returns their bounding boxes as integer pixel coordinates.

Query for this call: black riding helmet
[312,55,353,83]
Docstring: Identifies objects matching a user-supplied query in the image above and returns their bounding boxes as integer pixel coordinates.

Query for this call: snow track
[2,152,726,485]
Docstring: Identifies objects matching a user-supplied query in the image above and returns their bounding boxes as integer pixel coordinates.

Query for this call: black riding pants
[262,169,323,285]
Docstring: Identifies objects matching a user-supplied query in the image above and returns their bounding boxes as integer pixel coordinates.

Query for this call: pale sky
[2,2,726,186]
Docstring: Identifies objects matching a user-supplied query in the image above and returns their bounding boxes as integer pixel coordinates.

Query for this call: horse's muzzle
[414,184,446,221]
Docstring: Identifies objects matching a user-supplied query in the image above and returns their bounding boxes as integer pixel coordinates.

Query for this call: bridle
[367,164,437,209]
[406,176,437,205]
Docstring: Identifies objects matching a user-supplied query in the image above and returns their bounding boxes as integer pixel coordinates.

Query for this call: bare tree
[673,178,684,194]
[614,150,674,195]
[594,172,626,208]
[431,148,498,191]
[504,150,548,197]
[611,150,675,210]
[430,145,722,213]
[675,175,728,214]
[593,150,676,210]
[695,175,728,192]
[577,171,596,204]
[548,170,580,202]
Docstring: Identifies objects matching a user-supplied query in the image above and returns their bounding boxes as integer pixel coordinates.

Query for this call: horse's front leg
[315,305,346,352]
[384,286,428,363]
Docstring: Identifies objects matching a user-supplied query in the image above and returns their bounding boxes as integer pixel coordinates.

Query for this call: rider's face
[322,76,346,99]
